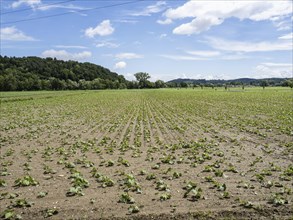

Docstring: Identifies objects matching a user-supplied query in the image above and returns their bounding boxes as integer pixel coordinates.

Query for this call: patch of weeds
[161,154,176,165]
[22,163,31,171]
[203,165,214,172]
[204,176,214,182]
[0,179,7,187]
[70,172,89,188]
[120,174,141,193]
[146,173,156,180]
[105,160,114,167]
[172,171,182,179]
[43,165,57,175]
[280,165,293,181]
[183,181,203,201]
[214,169,223,177]
[97,175,115,188]
[0,192,8,200]
[269,194,288,206]
[43,208,58,218]
[152,164,160,170]
[37,191,48,198]
[128,205,140,213]
[14,175,38,187]
[139,170,147,175]
[1,209,21,220]
[10,198,33,208]
[262,180,273,188]
[64,162,75,169]
[220,191,230,199]
[66,186,84,197]
[1,168,11,176]
[160,193,171,201]
[156,180,170,191]
[118,157,130,167]
[239,200,254,209]
[7,193,19,199]
[119,192,135,204]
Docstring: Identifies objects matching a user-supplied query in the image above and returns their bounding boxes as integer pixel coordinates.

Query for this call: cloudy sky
[1,0,292,81]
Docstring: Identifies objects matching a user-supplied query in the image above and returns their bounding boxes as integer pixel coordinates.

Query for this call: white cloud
[157,18,172,25]
[161,1,292,35]
[161,50,249,61]
[253,62,293,78]
[11,0,41,8]
[41,49,92,61]
[279,32,293,40]
[96,42,119,48]
[0,26,36,41]
[173,16,223,35]
[38,4,87,11]
[160,54,207,61]
[115,53,143,60]
[186,50,221,57]
[207,37,292,52]
[85,20,114,38]
[131,1,166,16]
[11,0,88,12]
[55,45,88,49]
[272,16,292,31]
[114,61,127,69]
[115,19,138,24]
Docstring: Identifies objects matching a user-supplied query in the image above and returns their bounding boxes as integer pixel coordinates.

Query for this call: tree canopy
[0,56,127,91]
[134,72,151,88]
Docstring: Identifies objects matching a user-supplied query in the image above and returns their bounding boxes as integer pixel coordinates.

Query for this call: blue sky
[1,0,292,81]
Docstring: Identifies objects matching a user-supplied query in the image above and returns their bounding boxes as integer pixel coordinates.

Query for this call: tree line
[0,56,168,91]
[0,56,292,91]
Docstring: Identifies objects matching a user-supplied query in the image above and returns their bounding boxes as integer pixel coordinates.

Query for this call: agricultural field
[0,88,292,219]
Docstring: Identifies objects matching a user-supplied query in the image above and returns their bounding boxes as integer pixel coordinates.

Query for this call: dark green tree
[134,72,151,88]
[260,80,268,89]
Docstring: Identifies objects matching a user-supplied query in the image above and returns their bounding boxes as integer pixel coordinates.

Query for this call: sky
[0,0,292,81]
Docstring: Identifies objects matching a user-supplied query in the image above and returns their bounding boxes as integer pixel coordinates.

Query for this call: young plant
[43,208,58,218]
[0,179,7,187]
[160,193,171,201]
[128,204,140,213]
[14,175,39,187]
[119,192,135,204]
[11,198,33,208]
[183,181,203,201]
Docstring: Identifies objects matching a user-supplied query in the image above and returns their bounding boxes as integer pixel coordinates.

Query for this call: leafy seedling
[240,200,254,209]
[128,205,140,214]
[11,198,33,208]
[119,192,135,204]
[43,208,58,218]
[14,175,38,187]
[0,179,7,187]
[269,194,288,206]
[1,209,21,220]
[97,175,115,188]
[146,173,156,180]
[160,193,171,201]
[183,181,203,201]
[156,180,170,191]
[66,186,84,197]
[37,191,48,198]
[105,160,114,167]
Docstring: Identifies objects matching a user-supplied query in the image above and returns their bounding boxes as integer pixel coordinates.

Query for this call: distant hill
[0,56,127,91]
[168,77,291,86]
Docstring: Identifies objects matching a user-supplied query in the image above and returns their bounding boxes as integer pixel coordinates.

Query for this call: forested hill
[0,56,127,91]
[168,77,291,86]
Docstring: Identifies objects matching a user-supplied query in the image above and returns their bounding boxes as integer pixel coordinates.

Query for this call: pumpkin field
[0,88,292,219]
